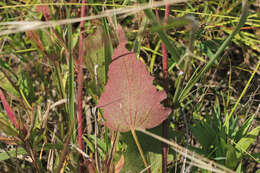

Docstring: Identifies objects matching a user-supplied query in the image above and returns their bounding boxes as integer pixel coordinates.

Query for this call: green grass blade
[178,0,249,103]
[65,6,76,147]
[224,59,260,127]
[67,15,75,126]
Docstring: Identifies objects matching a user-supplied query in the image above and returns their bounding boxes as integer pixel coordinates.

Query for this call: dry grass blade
[0,0,190,36]
[137,128,235,173]
[41,99,67,130]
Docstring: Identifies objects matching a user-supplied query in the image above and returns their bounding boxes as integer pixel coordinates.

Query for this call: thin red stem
[162,4,170,173]
[0,89,19,130]
[77,0,86,171]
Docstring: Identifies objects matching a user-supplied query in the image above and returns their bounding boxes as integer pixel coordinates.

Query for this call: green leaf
[84,24,112,99]
[229,115,239,138]
[225,144,238,169]
[0,73,20,98]
[39,30,53,53]
[0,58,11,70]
[212,97,222,131]
[188,145,209,156]
[150,16,198,32]
[235,126,260,159]
[234,114,256,142]
[82,134,106,159]
[19,71,35,104]
[71,27,80,50]
[120,132,144,172]
[0,113,18,136]
[0,147,26,161]
[190,121,216,149]
[235,162,242,173]
[215,137,228,165]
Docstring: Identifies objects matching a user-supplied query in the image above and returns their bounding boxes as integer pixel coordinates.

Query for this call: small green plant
[190,97,259,171]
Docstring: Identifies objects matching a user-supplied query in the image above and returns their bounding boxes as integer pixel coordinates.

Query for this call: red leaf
[97,25,171,132]
[35,5,51,21]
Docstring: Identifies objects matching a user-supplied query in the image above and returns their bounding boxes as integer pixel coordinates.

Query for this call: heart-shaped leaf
[97,25,171,132]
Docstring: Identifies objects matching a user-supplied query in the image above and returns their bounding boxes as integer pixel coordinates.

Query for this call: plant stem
[77,0,86,172]
[161,4,170,173]
[131,129,151,173]
[56,120,76,173]
[137,0,180,63]
[0,89,19,130]
[155,3,170,172]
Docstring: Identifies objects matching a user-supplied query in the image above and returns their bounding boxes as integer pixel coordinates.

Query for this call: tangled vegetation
[0,0,259,172]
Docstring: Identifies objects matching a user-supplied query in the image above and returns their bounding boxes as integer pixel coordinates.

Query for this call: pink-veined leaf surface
[97,25,171,132]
